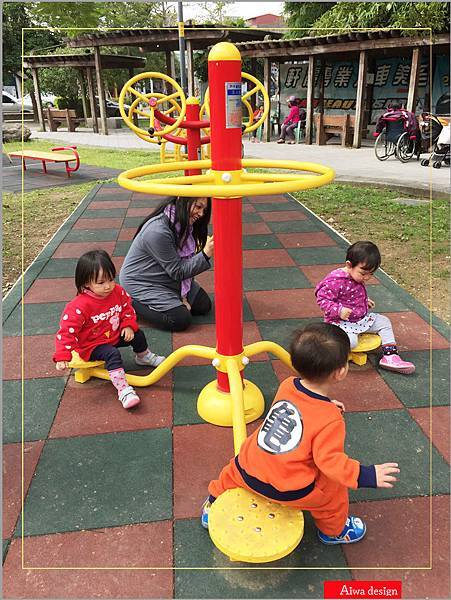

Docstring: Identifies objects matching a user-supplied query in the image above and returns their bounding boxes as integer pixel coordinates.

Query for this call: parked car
[95,96,131,117]
[2,90,33,114]
[22,92,56,108]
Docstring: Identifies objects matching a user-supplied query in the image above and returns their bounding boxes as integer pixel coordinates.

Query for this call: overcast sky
[171,2,284,21]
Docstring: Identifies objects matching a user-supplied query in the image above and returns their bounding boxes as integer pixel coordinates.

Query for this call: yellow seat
[208,488,304,563]
[68,351,105,383]
[348,333,381,366]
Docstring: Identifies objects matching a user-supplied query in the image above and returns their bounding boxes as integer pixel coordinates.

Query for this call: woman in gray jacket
[119,196,214,332]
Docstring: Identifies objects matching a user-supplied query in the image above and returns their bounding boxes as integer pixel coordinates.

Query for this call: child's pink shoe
[118,386,140,409]
[379,354,415,374]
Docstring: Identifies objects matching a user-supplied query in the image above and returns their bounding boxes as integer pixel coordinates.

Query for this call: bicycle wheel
[396,132,415,163]
[374,132,395,161]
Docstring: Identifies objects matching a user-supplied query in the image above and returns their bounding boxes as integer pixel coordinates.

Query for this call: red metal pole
[185,99,202,176]
[208,43,243,393]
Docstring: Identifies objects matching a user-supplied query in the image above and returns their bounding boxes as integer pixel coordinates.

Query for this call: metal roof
[22,53,146,69]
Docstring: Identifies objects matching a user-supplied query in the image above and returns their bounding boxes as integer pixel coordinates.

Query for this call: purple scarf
[164,205,195,298]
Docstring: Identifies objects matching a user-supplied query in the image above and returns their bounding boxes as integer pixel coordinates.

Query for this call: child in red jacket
[202,323,399,544]
[53,249,165,409]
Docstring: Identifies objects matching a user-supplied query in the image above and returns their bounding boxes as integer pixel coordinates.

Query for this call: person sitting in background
[251,105,264,143]
[277,96,301,144]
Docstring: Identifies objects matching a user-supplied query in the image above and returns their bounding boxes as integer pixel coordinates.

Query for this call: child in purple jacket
[315,241,415,374]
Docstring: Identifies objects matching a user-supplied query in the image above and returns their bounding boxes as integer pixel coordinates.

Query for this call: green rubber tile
[254,202,301,212]
[64,229,118,242]
[82,208,127,219]
[186,294,253,325]
[242,235,282,250]
[242,212,262,223]
[365,284,409,312]
[118,327,173,372]
[123,216,145,228]
[174,515,349,598]
[257,317,322,348]
[3,540,10,564]
[267,219,322,233]
[346,409,450,503]
[173,361,280,426]
[38,259,78,279]
[244,267,312,291]
[3,301,66,336]
[371,349,450,408]
[113,240,132,256]
[3,378,66,443]
[288,246,346,265]
[19,429,172,537]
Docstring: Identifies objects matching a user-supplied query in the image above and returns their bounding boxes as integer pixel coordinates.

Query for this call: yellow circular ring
[118,158,335,198]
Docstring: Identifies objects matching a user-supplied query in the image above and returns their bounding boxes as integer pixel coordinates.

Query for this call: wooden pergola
[236,30,450,147]
[24,53,146,135]
[66,24,281,97]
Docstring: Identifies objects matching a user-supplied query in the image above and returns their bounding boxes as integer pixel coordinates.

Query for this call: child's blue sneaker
[317,516,366,545]
[201,499,211,529]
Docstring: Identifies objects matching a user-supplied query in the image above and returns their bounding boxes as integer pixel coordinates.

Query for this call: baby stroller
[374,108,420,163]
[419,114,450,168]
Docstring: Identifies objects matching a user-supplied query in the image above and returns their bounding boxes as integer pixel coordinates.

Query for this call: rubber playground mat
[2,155,121,192]
[2,181,450,599]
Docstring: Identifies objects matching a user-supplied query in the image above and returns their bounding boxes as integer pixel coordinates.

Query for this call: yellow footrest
[348,333,381,366]
[209,488,304,563]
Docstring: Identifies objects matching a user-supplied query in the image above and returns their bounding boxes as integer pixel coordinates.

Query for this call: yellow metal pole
[226,359,247,454]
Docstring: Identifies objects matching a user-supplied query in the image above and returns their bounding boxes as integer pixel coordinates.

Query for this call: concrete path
[30,125,450,198]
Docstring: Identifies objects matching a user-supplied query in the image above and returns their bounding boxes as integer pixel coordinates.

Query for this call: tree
[283,1,450,36]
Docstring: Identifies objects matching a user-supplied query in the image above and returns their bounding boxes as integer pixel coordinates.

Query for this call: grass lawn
[3,142,449,323]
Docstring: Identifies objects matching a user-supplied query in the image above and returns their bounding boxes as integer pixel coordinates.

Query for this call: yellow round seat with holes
[208,488,304,563]
[348,333,381,366]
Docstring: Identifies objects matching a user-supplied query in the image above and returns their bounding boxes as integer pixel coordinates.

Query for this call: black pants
[132,286,212,332]
[89,328,148,371]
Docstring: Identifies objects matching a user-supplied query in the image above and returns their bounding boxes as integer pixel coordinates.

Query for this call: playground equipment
[349,333,382,366]
[71,42,335,562]
[8,145,80,176]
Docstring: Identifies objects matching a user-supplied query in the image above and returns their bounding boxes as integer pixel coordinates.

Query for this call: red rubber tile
[243,249,296,268]
[271,359,403,412]
[89,201,130,209]
[53,241,115,259]
[126,207,153,217]
[409,406,450,464]
[73,218,124,230]
[196,269,215,293]
[3,441,44,539]
[3,522,173,598]
[243,222,272,235]
[173,422,259,519]
[130,193,166,202]
[345,495,449,599]
[300,264,380,286]
[384,311,449,351]
[249,194,286,204]
[3,335,58,380]
[172,321,266,365]
[24,278,75,304]
[242,203,256,213]
[276,231,336,248]
[49,372,172,438]
[112,256,124,271]
[260,210,307,222]
[118,228,135,241]
[246,289,322,320]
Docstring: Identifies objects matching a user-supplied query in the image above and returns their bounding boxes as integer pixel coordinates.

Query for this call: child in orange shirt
[202,323,399,544]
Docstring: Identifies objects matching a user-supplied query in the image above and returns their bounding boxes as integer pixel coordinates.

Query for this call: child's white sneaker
[135,351,165,368]
[118,386,140,409]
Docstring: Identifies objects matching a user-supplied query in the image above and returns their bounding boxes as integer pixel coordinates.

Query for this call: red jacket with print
[53,285,139,362]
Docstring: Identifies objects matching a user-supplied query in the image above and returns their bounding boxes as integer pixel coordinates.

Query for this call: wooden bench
[315,114,354,147]
[46,108,83,132]
[8,145,81,177]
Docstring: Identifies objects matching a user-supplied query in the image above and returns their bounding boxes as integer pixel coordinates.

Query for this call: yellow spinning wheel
[117,158,334,198]
[119,72,186,141]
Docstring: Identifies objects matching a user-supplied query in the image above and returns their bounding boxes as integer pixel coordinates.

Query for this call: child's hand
[340,307,352,320]
[204,235,214,258]
[182,297,191,311]
[121,326,134,342]
[331,399,345,413]
[367,298,375,309]
[56,361,70,371]
[375,463,400,488]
